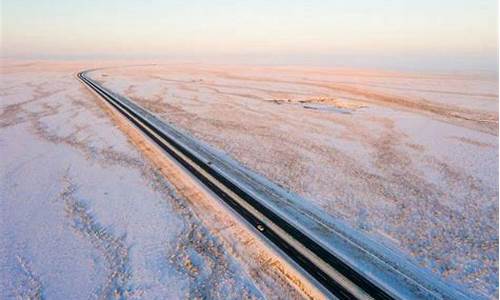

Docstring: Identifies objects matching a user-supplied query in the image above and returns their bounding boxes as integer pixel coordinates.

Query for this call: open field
[90,64,499,298]
[1,60,497,298]
[0,61,316,299]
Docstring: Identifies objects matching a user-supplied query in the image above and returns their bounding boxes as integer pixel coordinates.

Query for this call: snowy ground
[0,61,310,299]
[90,64,499,298]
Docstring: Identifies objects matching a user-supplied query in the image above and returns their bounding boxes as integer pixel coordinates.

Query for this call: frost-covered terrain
[91,64,499,298]
[0,61,309,299]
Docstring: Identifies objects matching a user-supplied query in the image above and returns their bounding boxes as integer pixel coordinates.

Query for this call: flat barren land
[91,64,499,297]
[1,61,318,299]
[1,61,498,298]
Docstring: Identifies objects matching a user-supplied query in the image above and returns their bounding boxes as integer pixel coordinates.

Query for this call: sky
[1,0,498,71]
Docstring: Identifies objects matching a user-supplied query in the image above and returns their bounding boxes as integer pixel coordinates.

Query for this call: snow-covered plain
[90,64,499,298]
[0,61,310,299]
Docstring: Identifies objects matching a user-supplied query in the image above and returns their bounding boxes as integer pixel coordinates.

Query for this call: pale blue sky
[1,0,498,70]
